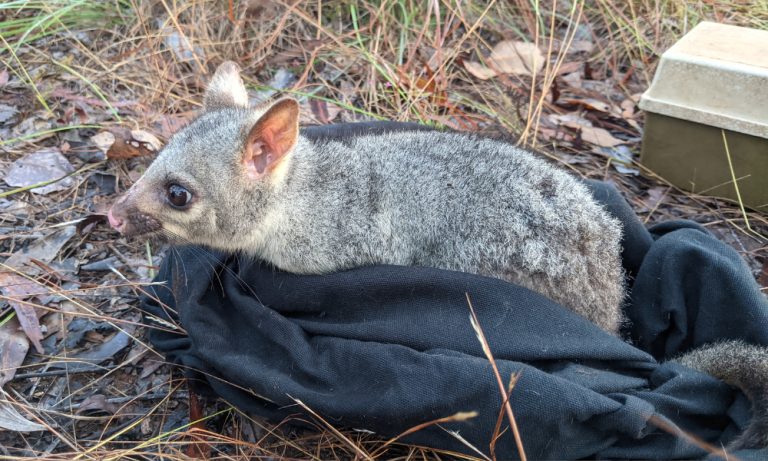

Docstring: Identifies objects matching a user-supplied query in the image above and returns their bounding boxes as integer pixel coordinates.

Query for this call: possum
[108,61,768,450]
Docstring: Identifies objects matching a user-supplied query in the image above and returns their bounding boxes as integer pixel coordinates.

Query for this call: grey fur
[112,103,625,334]
[109,61,768,449]
[674,341,768,450]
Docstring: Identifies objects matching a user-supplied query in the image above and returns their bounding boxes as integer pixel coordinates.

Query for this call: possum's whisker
[157,229,264,305]
[157,229,226,293]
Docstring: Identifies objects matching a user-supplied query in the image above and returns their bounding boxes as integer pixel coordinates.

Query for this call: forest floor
[1,0,767,459]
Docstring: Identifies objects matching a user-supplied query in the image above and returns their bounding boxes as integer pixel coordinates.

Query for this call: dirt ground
[1,0,767,459]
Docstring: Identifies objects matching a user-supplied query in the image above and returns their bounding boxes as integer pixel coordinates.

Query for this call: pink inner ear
[243,141,270,180]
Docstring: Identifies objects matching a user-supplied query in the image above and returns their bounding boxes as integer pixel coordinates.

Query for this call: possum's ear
[203,61,249,111]
[242,98,300,180]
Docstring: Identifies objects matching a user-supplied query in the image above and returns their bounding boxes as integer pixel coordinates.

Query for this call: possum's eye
[166,184,192,208]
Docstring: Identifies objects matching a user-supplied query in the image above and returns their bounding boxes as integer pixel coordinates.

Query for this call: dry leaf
[555,61,581,75]
[0,392,47,432]
[464,41,544,80]
[490,41,544,75]
[4,149,75,194]
[76,214,108,235]
[645,186,671,208]
[0,68,8,86]
[163,29,205,65]
[563,98,611,113]
[4,226,76,269]
[580,126,625,147]
[310,99,329,124]
[462,61,497,80]
[92,127,161,160]
[620,98,637,120]
[548,113,591,130]
[0,104,17,124]
[299,100,343,125]
[0,316,30,387]
[75,394,119,416]
[0,272,47,354]
[561,72,582,89]
[566,40,594,53]
[245,0,280,20]
[540,40,593,54]
[536,127,574,142]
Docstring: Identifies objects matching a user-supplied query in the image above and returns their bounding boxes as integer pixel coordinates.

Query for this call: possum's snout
[107,209,125,232]
[108,181,163,238]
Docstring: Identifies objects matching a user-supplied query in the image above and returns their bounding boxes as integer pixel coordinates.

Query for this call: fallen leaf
[584,62,594,80]
[0,392,47,432]
[88,172,117,195]
[0,316,30,386]
[0,68,8,86]
[139,352,165,378]
[591,145,639,175]
[620,98,637,120]
[4,149,75,194]
[267,39,326,67]
[565,40,594,53]
[126,343,148,365]
[464,40,544,80]
[561,72,582,89]
[0,104,17,124]
[76,214,108,235]
[540,39,593,54]
[75,394,119,416]
[84,329,109,344]
[4,226,77,269]
[620,98,635,111]
[549,80,561,104]
[92,127,161,160]
[299,100,343,125]
[51,326,133,372]
[310,99,329,124]
[580,126,625,147]
[645,186,671,208]
[555,61,581,75]
[490,41,544,75]
[245,0,280,19]
[462,61,496,80]
[0,273,46,354]
[536,127,574,142]
[42,301,86,341]
[562,98,611,113]
[163,29,205,65]
[248,68,296,106]
[548,113,592,130]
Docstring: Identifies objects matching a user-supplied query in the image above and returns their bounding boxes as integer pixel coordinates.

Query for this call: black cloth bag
[140,123,768,460]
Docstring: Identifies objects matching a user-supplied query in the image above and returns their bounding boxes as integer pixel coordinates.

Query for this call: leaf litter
[0,0,767,459]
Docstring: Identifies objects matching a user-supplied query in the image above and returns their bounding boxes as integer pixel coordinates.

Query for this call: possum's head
[107,62,300,251]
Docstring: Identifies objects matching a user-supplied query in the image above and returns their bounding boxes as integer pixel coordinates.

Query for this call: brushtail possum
[109,62,768,450]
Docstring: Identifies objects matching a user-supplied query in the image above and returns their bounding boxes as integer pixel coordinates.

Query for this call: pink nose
[107,209,124,231]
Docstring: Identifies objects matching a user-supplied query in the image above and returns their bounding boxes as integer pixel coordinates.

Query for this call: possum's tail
[674,340,768,450]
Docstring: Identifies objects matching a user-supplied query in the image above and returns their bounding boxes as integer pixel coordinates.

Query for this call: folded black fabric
[140,124,768,460]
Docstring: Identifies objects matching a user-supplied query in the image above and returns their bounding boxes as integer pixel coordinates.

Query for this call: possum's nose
[108,209,125,232]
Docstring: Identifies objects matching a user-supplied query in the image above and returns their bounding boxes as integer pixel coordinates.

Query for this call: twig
[466,294,527,461]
